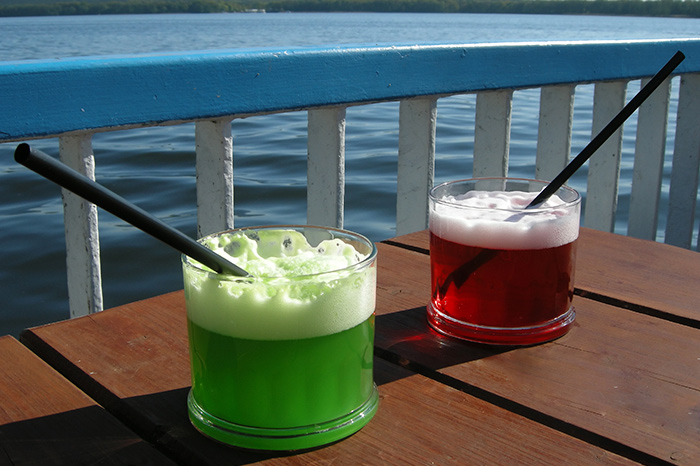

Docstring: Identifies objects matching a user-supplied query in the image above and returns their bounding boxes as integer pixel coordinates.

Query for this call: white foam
[183,229,376,340]
[430,190,580,250]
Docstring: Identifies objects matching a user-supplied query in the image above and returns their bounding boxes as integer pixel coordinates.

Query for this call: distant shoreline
[2,0,699,19]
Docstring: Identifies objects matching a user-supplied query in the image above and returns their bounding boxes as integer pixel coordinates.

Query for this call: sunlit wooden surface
[5,228,698,465]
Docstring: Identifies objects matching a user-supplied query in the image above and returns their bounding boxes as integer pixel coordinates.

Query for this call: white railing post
[536,85,575,181]
[473,90,513,178]
[396,97,437,236]
[59,135,103,318]
[666,73,700,250]
[628,77,672,241]
[195,119,235,238]
[307,107,346,228]
[584,81,627,232]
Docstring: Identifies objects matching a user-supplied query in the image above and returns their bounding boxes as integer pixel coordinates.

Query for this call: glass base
[427,304,575,346]
[187,385,379,451]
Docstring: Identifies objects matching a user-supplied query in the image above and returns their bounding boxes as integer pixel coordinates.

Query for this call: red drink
[428,178,581,345]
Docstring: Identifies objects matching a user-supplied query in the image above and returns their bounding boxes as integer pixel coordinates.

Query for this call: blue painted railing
[2,39,699,318]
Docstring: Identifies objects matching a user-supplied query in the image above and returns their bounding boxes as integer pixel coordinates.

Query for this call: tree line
[2,0,700,18]
[0,1,245,16]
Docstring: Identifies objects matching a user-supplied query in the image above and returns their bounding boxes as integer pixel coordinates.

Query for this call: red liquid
[428,232,577,345]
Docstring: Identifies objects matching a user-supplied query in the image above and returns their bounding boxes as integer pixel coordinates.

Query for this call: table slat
[374,238,700,465]
[575,228,700,324]
[20,292,191,435]
[0,335,176,465]
[21,293,633,465]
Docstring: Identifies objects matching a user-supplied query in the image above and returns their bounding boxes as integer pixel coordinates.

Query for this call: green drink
[182,226,378,450]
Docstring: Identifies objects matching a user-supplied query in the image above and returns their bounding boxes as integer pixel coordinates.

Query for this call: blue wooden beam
[2,39,699,142]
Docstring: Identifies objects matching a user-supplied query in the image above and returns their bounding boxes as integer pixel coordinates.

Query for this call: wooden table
[3,228,699,465]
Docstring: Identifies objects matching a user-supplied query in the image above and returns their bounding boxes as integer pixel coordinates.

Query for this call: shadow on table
[119,386,384,466]
[117,306,520,465]
[0,405,176,465]
[374,306,515,386]
[5,306,519,466]
[0,391,325,466]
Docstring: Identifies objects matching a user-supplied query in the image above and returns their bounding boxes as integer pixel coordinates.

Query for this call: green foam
[183,229,376,341]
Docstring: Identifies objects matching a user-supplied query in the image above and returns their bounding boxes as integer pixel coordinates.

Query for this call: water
[1,12,699,336]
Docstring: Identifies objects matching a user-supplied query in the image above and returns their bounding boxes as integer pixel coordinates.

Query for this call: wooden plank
[384,228,700,324]
[21,295,632,465]
[536,84,575,181]
[4,40,700,143]
[627,77,671,241]
[59,135,103,317]
[575,228,700,324]
[195,118,235,237]
[396,97,437,236]
[0,335,175,465]
[473,90,512,178]
[666,73,700,250]
[20,291,192,430]
[279,358,635,466]
[373,239,700,465]
[584,81,626,233]
[307,106,346,228]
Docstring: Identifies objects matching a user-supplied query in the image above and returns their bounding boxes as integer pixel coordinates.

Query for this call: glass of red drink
[428,178,581,345]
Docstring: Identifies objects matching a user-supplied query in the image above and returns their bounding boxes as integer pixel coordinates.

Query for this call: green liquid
[187,314,377,449]
[183,227,378,449]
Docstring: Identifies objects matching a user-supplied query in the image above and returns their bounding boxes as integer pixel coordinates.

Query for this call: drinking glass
[182,225,378,450]
[428,178,581,345]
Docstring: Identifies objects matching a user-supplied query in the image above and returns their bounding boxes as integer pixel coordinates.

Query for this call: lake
[1,12,699,336]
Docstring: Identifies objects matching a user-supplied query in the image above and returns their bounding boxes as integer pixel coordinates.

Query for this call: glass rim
[429,177,581,213]
[182,224,377,281]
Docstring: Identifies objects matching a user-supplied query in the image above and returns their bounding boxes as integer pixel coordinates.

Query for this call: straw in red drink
[439,50,685,294]
[527,50,685,208]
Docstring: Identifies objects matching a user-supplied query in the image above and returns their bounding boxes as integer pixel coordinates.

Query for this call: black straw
[527,50,685,208]
[438,50,686,295]
[15,143,249,277]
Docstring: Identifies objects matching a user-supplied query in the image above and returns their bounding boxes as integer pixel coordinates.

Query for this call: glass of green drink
[182,225,378,450]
